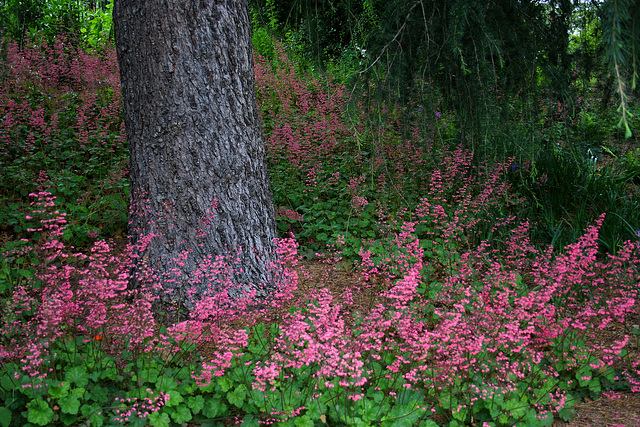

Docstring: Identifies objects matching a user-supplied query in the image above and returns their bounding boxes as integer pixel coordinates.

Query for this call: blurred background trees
[249,0,637,144]
[0,0,112,47]
[2,0,636,151]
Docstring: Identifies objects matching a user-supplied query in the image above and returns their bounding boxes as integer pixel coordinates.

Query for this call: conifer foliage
[255,0,638,143]
[601,0,640,137]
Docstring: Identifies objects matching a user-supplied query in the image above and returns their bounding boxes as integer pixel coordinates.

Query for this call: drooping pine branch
[602,0,639,137]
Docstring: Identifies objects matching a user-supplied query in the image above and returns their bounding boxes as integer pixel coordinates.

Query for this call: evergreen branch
[356,0,421,76]
[602,0,636,137]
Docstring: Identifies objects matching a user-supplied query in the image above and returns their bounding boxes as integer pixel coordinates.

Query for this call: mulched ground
[552,392,640,427]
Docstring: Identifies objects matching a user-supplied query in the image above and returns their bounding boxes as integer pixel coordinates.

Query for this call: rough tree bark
[113,0,278,307]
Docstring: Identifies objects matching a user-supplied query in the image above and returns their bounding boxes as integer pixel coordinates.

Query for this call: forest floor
[553,393,640,427]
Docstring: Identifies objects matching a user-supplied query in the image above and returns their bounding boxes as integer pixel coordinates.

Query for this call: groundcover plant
[0,35,638,427]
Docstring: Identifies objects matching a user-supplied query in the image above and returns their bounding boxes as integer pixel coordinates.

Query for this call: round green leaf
[170,405,192,424]
[148,411,170,427]
[0,406,12,427]
[27,400,54,426]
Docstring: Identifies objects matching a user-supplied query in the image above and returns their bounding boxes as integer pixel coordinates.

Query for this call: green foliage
[0,0,113,47]
[251,0,640,258]
[0,0,45,43]
[0,333,241,426]
[504,140,640,253]
[272,166,382,260]
[0,168,128,248]
[0,239,38,294]
[250,0,377,72]
[250,0,276,60]
[347,0,576,142]
[80,2,113,49]
[0,0,81,44]
[0,35,128,247]
[622,147,640,183]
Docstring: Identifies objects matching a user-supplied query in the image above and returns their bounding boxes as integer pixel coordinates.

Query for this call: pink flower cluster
[113,391,170,423]
[276,206,303,222]
[254,42,352,169]
[0,34,123,159]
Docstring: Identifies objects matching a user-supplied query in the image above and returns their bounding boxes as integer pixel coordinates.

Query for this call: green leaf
[294,415,314,427]
[576,365,592,386]
[156,375,178,392]
[202,396,222,418]
[65,366,89,388]
[1,372,17,392]
[362,399,379,421]
[187,395,205,414]
[488,401,500,419]
[439,396,457,410]
[148,411,171,427]
[305,399,327,420]
[217,376,233,392]
[60,412,77,426]
[81,403,105,427]
[523,409,543,427]
[48,382,70,398]
[250,388,267,410]
[558,406,576,422]
[345,417,366,427]
[140,367,160,383]
[179,378,198,395]
[389,419,413,427]
[27,400,54,426]
[358,218,370,227]
[100,365,118,380]
[0,406,12,427]
[197,378,216,393]
[70,387,85,400]
[90,385,109,404]
[59,395,80,414]
[165,391,183,407]
[242,415,261,427]
[170,405,192,424]
[228,385,247,408]
[536,410,554,427]
[452,407,468,421]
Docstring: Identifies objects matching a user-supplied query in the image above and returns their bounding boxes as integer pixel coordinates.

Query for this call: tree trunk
[113,0,278,309]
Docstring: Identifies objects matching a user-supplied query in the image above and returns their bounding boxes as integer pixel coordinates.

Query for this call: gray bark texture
[113,0,279,308]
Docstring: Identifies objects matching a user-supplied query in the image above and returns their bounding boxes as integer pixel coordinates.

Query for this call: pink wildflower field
[0,35,638,427]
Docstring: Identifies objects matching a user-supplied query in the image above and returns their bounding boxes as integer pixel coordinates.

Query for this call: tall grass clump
[481,89,640,254]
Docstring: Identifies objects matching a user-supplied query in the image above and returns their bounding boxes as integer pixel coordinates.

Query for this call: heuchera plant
[0,34,127,246]
[1,167,638,426]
